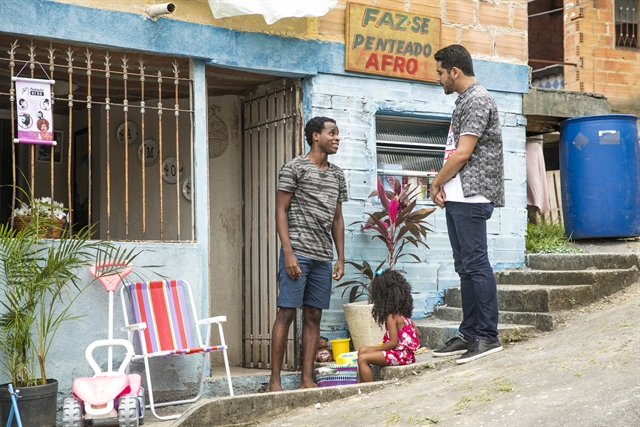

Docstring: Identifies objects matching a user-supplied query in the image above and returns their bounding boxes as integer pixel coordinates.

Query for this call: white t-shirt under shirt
[442,123,490,204]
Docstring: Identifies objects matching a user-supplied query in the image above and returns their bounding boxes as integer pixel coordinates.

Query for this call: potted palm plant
[335,177,435,350]
[0,188,141,427]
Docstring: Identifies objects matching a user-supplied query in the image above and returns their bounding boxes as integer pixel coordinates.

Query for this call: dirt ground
[257,280,640,427]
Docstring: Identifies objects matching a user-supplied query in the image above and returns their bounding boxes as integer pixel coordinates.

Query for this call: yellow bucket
[330,338,351,361]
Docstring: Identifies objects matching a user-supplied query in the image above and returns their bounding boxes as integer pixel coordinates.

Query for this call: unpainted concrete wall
[207,94,244,367]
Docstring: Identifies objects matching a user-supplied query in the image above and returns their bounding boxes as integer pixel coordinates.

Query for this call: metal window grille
[616,0,639,48]
[0,35,195,241]
[376,115,448,199]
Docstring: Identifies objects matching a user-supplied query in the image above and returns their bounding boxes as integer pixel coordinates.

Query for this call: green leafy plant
[0,188,144,387]
[525,217,582,253]
[335,177,435,303]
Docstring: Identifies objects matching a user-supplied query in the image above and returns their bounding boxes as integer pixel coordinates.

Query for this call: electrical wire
[528,0,594,18]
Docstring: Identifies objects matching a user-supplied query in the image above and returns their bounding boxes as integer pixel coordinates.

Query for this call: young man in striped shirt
[268,116,348,391]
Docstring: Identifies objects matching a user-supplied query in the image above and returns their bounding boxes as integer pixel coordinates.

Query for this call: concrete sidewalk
[85,238,640,426]
[256,279,640,427]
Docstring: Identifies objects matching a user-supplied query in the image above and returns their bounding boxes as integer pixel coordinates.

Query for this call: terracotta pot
[342,301,386,351]
[12,216,66,239]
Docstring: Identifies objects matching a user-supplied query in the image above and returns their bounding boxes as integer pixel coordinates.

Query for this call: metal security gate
[241,79,303,369]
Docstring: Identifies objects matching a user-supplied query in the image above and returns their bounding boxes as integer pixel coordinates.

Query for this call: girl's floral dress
[382,315,420,366]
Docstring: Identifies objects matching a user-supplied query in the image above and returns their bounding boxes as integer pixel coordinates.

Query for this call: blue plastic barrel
[559,114,639,239]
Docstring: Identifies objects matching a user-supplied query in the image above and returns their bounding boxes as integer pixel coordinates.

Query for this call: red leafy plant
[335,177,436,303]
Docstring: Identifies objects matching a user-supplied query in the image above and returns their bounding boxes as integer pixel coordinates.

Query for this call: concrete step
[413,318,536,350]
[374,352,453,381]
[433,306,568,331]
[494,267,638,289]
[526,253,639,271]
[444,284,597,312]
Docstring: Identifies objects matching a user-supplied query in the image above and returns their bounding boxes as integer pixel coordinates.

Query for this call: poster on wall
[345,2,441,83]
[12,77,55,145]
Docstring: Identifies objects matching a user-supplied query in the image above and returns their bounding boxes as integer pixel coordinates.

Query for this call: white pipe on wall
[147,3,177,19]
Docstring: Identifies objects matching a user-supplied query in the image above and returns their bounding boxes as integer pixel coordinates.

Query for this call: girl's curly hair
[369,270,414,326]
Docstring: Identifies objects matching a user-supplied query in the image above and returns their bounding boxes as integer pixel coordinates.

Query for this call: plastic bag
[208,0,338,25]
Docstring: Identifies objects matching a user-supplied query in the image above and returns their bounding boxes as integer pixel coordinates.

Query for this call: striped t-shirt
[278,155,348,262]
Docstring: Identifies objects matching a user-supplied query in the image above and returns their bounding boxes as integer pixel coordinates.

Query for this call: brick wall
[564,0,640,115]
[61,0,529,64]
[528,0,564,69]
[319,0,529,63]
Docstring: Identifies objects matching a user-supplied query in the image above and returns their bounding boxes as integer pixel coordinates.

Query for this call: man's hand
[430,182,446,209]
[284,251,301,280]
[433,187,446,208]
[332,259,344,281]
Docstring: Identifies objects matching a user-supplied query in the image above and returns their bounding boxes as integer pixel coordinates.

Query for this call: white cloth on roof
[208,0,338,24]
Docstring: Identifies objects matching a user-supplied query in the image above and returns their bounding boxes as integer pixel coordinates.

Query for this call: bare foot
[298,381,318,389]
[267,379,282,392]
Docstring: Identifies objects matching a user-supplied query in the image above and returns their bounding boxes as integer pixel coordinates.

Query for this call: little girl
[357,269,422,382]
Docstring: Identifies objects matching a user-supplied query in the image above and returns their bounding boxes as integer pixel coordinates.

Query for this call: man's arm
[430,134,479,208]
[331,202,345,280]
[276,190,301,279]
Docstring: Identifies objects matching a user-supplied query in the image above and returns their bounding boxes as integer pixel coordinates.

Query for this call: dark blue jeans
[445,201,499,343]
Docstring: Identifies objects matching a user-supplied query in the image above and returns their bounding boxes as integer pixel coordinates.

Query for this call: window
[376,115,448,201]
[0,35,195,241]
[616,0,639,48]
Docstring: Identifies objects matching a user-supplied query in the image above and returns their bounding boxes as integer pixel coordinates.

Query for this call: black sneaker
[432,336,469,357]
[456,339,503,364]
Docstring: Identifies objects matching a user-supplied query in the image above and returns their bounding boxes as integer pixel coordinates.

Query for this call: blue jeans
[445,201,499,343]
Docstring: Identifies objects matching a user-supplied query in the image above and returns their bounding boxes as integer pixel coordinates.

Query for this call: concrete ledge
[445,284,596,312]
[494,267,638,287]
[173,381,390,426]
[433,305,567,331]
[414,318,535,349]
[526,253,639,270]
[375,352,452,381]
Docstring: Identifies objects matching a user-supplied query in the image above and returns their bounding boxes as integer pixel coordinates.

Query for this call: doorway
[241,79,303,370]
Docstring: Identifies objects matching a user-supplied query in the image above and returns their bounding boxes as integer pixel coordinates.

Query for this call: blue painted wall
[313,71,527,337]
[0,0,528,397]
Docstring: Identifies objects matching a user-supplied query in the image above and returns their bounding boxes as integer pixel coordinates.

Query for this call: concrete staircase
[414,253,639,349]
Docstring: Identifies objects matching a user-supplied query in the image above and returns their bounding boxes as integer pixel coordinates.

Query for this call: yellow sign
[345,2,441,82]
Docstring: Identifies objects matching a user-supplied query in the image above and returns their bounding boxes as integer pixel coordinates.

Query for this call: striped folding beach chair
[120,279,233,420]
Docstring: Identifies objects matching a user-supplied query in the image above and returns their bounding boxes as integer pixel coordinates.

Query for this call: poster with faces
[13,77,55,145]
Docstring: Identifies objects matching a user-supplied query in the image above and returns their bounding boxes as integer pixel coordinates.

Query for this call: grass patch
[502,328,526,343]
[493,380,514,392]
[454,396,471,410]
[525,218,583,253]
[385,411,402,425]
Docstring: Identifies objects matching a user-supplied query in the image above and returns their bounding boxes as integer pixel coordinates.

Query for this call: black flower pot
[0,379,58,427]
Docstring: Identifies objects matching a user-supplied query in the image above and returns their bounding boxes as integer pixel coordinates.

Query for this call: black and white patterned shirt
[451,82,505,207]
[278,155,348,262]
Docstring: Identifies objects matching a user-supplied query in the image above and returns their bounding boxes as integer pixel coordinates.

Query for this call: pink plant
[335,177,436,302]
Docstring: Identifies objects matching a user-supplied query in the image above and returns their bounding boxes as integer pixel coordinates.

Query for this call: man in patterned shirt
[268,116,348,391]
[429,44,505,364]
